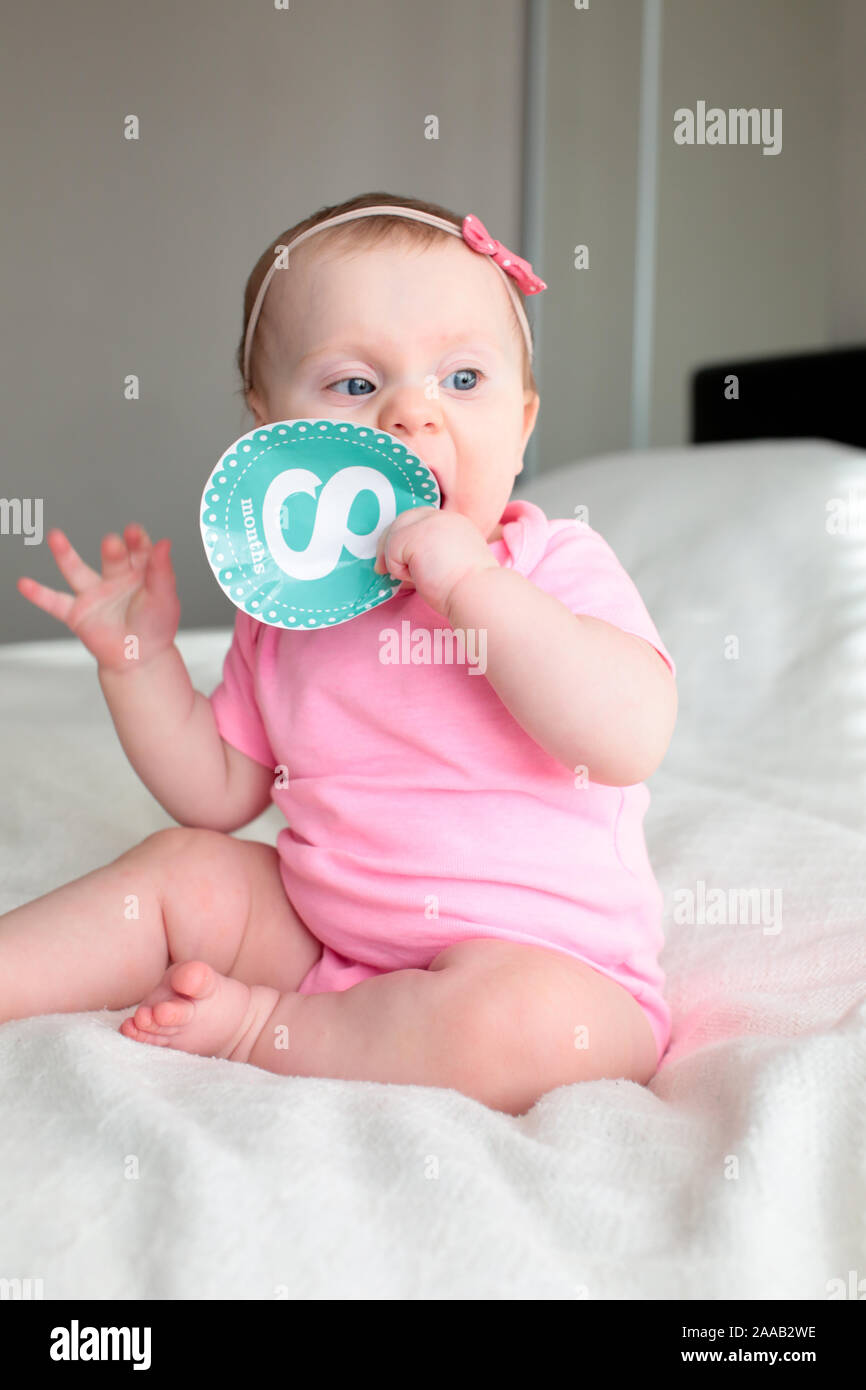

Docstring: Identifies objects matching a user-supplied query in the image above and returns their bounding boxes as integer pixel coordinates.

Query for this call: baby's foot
[119,960,279,1063]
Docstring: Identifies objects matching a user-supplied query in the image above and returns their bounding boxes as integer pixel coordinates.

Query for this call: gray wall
[532,0,852,463]
[530,1,644,468]
[1,0,863,642]
[830,0,866,342]
[650,0,832,445]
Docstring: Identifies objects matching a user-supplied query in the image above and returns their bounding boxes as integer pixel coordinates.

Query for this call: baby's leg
[0,828,321,1025]
[122,939,659,1114]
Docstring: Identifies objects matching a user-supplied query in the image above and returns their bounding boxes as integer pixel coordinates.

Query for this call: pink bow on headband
[461,214,547,294]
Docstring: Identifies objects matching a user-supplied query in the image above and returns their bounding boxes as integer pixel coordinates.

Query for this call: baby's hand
[17,524,181,672]
[373,508,497,618]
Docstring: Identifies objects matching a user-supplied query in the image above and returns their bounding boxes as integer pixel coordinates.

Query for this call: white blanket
[1,439,864,1300]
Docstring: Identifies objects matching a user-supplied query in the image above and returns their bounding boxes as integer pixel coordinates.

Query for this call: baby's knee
[123,828,238,915]
[427,953,540,1113]
[427,941,612,1113]
[133,825,228,864]
[124,827,259,972]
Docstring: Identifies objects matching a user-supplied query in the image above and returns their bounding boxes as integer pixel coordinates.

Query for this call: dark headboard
[691,345,866,450]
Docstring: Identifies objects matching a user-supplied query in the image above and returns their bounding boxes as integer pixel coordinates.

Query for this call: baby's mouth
[422,469,445,508]
[429,470,446,508]
[412,449,446,507]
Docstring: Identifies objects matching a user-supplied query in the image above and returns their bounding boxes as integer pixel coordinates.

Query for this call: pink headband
[242,205,547,392]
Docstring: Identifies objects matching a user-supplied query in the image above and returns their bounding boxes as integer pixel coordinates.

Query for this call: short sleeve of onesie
[498,504,676,679]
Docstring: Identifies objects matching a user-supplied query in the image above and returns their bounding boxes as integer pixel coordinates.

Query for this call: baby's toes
[166,959,217,1002]
[119,1011,174,1046]
[151,997,195,1028]
[128,1003,158,1033]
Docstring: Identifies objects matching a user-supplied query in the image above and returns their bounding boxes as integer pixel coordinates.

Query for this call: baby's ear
[246,387,267,428]
[521,390,540,448]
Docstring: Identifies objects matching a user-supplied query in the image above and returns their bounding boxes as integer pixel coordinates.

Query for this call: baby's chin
[445,499,504,543]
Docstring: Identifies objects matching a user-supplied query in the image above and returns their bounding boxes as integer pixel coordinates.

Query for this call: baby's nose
[378,382,444,441]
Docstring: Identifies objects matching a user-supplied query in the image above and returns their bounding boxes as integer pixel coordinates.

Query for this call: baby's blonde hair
[236,191,538,408]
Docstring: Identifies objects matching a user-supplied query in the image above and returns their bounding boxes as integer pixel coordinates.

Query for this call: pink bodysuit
[209,499,677,1064]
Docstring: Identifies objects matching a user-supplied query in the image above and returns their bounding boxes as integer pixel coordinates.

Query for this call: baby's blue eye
[329,368,482,395]
[443,368,480,391]
[330,377,375,396]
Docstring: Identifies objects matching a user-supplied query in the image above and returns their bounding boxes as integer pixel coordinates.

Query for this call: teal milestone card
[200,418,441,629]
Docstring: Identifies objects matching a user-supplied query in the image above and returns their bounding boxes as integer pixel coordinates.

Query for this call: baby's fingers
[143,538,177,598]
[100,532,131,580]
[16,574,74,625]
[374,523,414,581]
[124,522,153,571]
[46,529,101,593]
[373,523,394,575]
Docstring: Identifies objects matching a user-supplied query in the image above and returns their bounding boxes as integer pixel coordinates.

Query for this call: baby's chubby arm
[98,647,273,831]
[18,525,271,830]
[375,509,677,786]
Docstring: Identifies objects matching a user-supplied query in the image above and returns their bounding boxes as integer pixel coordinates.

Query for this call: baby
[6,192,677,1116]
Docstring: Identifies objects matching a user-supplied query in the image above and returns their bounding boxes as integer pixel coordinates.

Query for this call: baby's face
[249,238,540,542]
